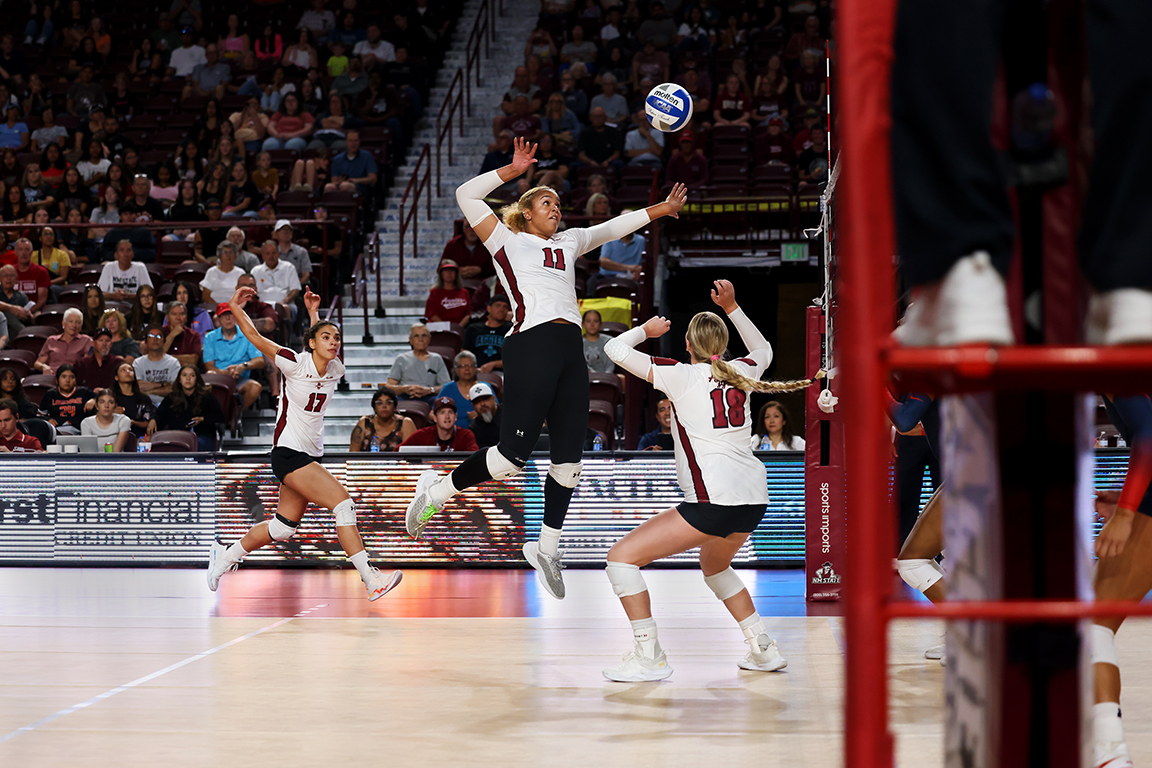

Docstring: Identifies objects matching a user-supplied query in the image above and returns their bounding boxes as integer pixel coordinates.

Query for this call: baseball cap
[274,218,293,232]
[468,382,495,402]
[488,294,510,306]
[93,327,112,339]
[678,130,695,144]
[432,396,457,413]
[438,259,458,271]
[768,115,785,127]
[802,107,821,119]
[215,303,233,316]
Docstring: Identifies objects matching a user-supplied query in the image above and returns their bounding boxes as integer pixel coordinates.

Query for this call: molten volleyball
[644,83,693,133]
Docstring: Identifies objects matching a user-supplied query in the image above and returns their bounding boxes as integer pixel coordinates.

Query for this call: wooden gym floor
[1,567,1150,768]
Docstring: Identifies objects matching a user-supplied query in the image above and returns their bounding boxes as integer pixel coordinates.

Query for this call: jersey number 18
[710,387,746,429]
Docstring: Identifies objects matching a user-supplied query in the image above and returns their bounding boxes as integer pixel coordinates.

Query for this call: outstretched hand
[642,316,671,339]
[710,279,737,313]
[303,286,320,315]
[663,182,687,218]
[230,286,257,311]
[509,137,538,175]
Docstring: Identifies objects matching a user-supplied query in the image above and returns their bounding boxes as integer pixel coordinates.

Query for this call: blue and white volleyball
[645,83,693,133]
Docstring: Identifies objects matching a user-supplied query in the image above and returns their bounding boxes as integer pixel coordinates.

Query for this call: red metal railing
[464,0,494,118]
[436,68,466,198]
[396,142,433,296]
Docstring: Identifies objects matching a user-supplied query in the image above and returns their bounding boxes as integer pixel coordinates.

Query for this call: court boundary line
[0,603,328,744]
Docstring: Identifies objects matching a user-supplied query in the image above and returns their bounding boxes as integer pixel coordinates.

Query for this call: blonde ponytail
[688,310,825,394]
[709,357,826,394]
[500,186,561,233]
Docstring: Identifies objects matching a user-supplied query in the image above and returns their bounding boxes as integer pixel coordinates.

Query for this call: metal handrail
[325,293,350,391]
[396,142,433,296]
[436,68,466,198]
[464,0,492,117]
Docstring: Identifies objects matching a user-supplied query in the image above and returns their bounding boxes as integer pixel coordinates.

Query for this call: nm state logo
[811,561,842,585]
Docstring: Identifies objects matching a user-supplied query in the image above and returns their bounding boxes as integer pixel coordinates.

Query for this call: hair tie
[709,354,719,361]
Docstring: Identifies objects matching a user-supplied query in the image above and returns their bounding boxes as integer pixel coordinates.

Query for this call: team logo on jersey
[811,561,842,585]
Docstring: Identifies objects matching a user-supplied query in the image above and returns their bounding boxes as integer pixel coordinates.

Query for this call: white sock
[538,524,562,557]
[630,617,660,658]
[225,541,249,564]
[429,475,460,508]
[1095,701,1125,746]
[738,612,768,643]
[348,550,373,580]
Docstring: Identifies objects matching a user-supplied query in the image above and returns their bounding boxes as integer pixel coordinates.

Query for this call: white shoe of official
[1086,289,1152,346]
[893,251,1015,347]
[925,643,945,660]
[738,634,788,672]
[207,540,237,592]
[523,540,565,599]
[364,567,403,601]
[405,469,441,539]
[1096,741,1134,768]
[603,648,674,682]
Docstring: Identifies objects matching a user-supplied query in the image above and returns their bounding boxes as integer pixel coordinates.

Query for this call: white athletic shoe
[364,567,403,601]
[405,469,441,539]
[603,648,674,682]
[925,643,945,660]
[1096,741,1134,768]
[523,540,565,599]
[206,540,237,592]
[893,251,1015,347]
[1086,288,1152,346]
[738,634,788,672]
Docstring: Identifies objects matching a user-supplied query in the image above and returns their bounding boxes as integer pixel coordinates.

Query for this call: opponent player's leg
[208,482,307,591]
[1093,512,1152,768]
[896,485,946,604]
[699,534,787,672]
[602,508,712,682]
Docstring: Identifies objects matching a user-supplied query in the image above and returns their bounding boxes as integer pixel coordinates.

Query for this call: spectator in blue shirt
[638,398,674,451]
[326,129,377,195]
[0,104,29,150]
[203,302,265,408]
[587,224,644,295]
[436,350,486,429]
[183,44,232,101]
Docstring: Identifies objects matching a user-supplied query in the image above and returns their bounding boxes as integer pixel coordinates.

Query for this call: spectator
[79,285,105,336]
[630,42,671,94]
[149,163,179,209]
[501,66,542,117]
[556,70,589,122]
[40,363,95,434]
[590,73,629,126]
[69,35,106,76]
[252,239,301,319]
[436,350,481,428]
[253,24,283,64]
[463,294,512,372]
[151,365,224,451]
[203,302,264,409]
[581,308,614,373]
[784,15,824,62]
[597,219,645,282]
[297,0,337,37]
[3,184,31,223]
[73,326,123,390]
[262,93,315,152]
[713,73,752,128]
[110,361,155,437]
[637,2,678,49]
[219,14,250,61]
[77,139,111,189]
[200,242,247,305]
[752,400,805,450]
[326,129,377,194]
[495,94,543,142]
[12,239,49,314]
[755,116,793,166]
[425,259,471,325]
[233,273,279,338]
[56,169,93,219]
[31,108,68,154]
[21,163,57,212]
[540,94,582,160]
[440,220,493,280]
[797,126,829,187]
[271,220,312,284]
[229,97,269,155]
[60,207,93,265]
[561,25,599,71]
[793,49,826,111]
[170,0,204,32]
[100,205,157,263]
[388,11,433,61]
[100,309,140,362]
[480,130,515,176]
[0,369,38,420]
[599,7,624,46]
[283,29,319,75]
[127,173,167,222]
[174,141,207,183]
[716,14,746,52]
[676,6,716,53]
[64,67,105,118]
[97,240,151,301]
[129,37,162,87]
[398,396,479,452]
[192,199,228,263]
[0,310,6,349]
[355,71,406,142]
[192,100,224,152]
[80,387,132,451]
[524,28,558,70]
[380,46,429,112]
[624,112,665,167]
[161,300,203,368]
[0,398,42,452]
[354,24,395,68]
[665,131,710,186]
[32,227,73,290]
[306,93,354,152]
[349,385,416,451]
[88,186,121,242]
[0,264,30,336]
[221,162,259,218]
[151,13,183,55]
[467,381,501,448]
[528,136,571,190]
[184,44,232,101]
[577,107,624,170]
[332,55,369,98]
[638,398,674,450]
[0,104,29,151]
[571,173,618,215]
[133,326,181,405]
[0,35,27,86]
[386,323,449,403]
[23,3,56,47]
[127,285,162,341]
[170,281,214,341]
[752,55,789,125]
[251,152,280,200]
[0,148,19,186]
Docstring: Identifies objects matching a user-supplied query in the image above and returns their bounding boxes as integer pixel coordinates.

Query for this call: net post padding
[804,305,846,601]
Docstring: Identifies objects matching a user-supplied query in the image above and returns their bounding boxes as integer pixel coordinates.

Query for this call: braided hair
[687,311,823,393]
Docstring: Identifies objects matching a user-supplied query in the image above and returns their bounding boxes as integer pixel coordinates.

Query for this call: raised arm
[577,183,687,254]
[605,316,669,383]
[228,286,281,359]
[455,136,537,242]
[710,278,771,367]
[303,285,321,328]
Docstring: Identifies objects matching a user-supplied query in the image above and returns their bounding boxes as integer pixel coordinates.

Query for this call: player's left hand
[663,183,687,218]
[1095,490,1121,523]
[1096,505,1135,559]
[641,315,670,338]
[303,286,320,315]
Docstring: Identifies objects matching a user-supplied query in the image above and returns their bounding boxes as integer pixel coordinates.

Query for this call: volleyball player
[1090,394,1152,768]
[403,137,687,600]
[598,280,820,681]
[206,285,402,600]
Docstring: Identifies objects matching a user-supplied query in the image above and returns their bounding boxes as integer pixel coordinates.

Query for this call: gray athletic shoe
[523,540,565,599]
[405,469,441,539]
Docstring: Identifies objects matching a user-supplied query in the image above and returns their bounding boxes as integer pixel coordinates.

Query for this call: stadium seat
[158,240,195,265]
[19,417,56,447]
[56,284,87,306]
[587,399,617,450]
[593,276,638,301]
[588,371,622,407]
[476,371,503,400]
[397,399,430,430]
[149,430,200,452]
[13,326,58,353]
[71,263,104,284]
[430,329,462,357]
[427,345,456,368]
[35,305,74,331]
[202,373,239,438]
[0,351,32,378]
[20,374,56,406]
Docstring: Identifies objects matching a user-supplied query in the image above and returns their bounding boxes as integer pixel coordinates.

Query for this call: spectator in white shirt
[297,0,337,36]
[251,239,300,318]
[81,388,133,452]
[200,240,247,305]
[98,241,153,301]
[133,327,181,406]
[167,30,208,79]
[353,25,395,67]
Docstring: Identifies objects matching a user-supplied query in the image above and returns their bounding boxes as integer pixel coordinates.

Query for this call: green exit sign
[781,242,809,263]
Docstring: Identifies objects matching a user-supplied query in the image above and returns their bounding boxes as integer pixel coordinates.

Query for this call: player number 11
[542,247,566,270]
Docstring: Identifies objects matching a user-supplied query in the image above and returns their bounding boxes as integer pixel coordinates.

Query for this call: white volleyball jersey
[650,352,772,505]
[272,348,345,457]
[483,223,598,334]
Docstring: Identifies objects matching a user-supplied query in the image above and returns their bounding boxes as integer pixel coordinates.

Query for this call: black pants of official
[892,0,1152,291]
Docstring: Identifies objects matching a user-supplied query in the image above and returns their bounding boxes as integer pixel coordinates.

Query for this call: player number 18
[709,387,746,429]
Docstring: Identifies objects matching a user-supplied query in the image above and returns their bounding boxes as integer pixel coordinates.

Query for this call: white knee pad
[1092,624,1119,667]
[486,446,524,481]
[606,561,648,597]
[896,558,945,593]
[547,461,583,489]
[703,567,746,601]
[267,513,299,541]
[333,499,357,527]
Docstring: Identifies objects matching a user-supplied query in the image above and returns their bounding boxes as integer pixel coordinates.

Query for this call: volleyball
[644,83,693,133]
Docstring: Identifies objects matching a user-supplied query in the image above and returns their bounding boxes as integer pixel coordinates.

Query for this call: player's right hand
[641,316,670,339]
[710,279,737,313]
[509,136,537,174]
